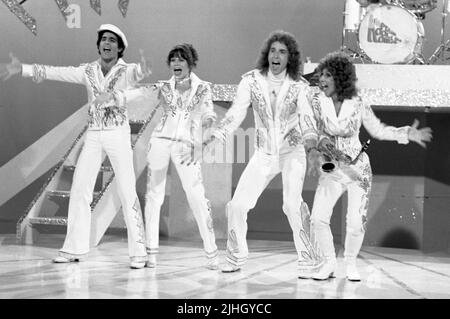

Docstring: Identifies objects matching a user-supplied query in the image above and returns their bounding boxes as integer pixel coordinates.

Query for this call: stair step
[47,190,101,198]
[64,165,113,172]
[29,216,67,226]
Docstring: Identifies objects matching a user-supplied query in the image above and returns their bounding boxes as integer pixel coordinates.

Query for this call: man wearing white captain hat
[0,24,151,269]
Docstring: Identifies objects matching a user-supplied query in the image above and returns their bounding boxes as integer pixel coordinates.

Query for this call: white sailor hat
[97,24,128,48]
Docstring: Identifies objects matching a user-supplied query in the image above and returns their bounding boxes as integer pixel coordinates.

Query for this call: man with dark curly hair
[301,51,432,281]
[201,30,322,276]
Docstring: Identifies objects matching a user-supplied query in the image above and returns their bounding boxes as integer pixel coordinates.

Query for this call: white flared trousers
[311,171,371,263]
[225,148,316,268]
[144,137,218,259]
[60,128,147,261]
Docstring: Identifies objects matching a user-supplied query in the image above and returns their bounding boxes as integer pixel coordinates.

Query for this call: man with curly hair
[199,30,322,277]
[301,51,432,281]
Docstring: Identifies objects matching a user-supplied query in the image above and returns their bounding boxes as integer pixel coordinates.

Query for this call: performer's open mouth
[173,67,183,75]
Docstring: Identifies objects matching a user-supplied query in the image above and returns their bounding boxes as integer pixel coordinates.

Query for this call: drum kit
[341,0,450,64]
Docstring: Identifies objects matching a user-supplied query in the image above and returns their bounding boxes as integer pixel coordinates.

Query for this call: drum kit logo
[342,0,449,64]
[366,15,402,44]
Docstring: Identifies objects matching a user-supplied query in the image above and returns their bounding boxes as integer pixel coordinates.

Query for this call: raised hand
[179,141,203,166]
[139,49,152,79]
[92,92,114,108]
[408,119,433,148]
[306,148,322,177]
[0,53,22,81]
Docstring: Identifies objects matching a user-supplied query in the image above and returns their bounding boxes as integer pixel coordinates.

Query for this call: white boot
[53,255,80,263]
[206,256,219,270]
[345,259,361,281]
[146,254,157,268]
[221,262,241,273]
[130,261,146,269]
[298,267,316,279]
[312,260,336,280]
[129,256,146,269]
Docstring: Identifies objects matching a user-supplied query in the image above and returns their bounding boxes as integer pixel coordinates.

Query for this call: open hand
[93,92,113,108]
[139,49,152,79]
[408,119,432,148]
[179,141,204,166]
[306,148,322,177]
[0,53,22,81]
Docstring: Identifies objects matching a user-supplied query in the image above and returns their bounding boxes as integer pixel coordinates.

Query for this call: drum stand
[428,0,450,64]
[340,45,372,63]
[410,51,426,65]
[340,0,372,63]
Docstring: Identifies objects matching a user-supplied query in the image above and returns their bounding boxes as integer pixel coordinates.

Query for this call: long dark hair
[256,30,301,81]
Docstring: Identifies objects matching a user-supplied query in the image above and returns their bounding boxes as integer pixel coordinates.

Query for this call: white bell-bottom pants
[311,165,372,264]
[60,127,147,262]
[144,137,218,260]
[225,148,320,269]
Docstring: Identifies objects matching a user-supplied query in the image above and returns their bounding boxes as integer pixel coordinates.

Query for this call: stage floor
[0,234,449,299]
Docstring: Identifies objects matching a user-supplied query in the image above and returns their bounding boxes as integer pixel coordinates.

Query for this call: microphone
[350,139,371,165]
[320,139,371,173]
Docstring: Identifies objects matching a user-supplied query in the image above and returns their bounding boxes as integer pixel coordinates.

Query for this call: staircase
[16,101,162,246]
[15,83,236,245]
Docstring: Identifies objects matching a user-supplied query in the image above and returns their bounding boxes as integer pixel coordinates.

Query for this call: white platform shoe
[312,261,337,280]
[221,262,241,273]
[130,261,146,269]
[206,256,219,270]
[130,256,146,269]
[146,254,157,268]
[53,255,80,263]
[345,259,361,281]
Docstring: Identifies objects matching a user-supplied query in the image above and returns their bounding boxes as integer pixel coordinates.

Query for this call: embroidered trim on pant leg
[206,200,214,234]
[132,197,146,245]
[227,229,239,254]
[298,202,323,268]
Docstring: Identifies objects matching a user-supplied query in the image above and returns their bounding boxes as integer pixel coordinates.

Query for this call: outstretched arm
[363,101,432,147]
[179,78,252,166]
[211,77,252,143]
[1,52,85,84]
[92,83,160,109]
[298,87,322,176]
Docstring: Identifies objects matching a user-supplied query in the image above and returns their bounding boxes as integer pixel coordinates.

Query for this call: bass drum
[358,4,424,63]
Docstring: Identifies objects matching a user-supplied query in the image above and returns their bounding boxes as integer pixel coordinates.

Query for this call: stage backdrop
[0,0,447,166]
[0,1,449,252]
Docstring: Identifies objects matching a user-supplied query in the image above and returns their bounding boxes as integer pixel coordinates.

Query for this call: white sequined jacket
[117,72,216,145]
[213,69,310,155]
[301,88,410,160]
[22,59,144,130]
[301,88,411,190]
